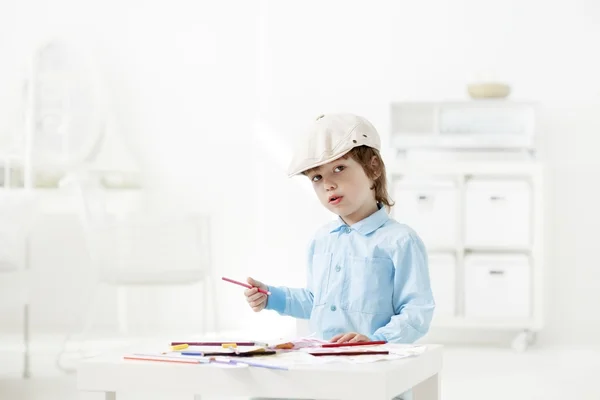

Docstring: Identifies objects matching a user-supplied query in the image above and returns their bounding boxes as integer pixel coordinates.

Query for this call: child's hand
[330,332,370,344]
[244,277,268,312]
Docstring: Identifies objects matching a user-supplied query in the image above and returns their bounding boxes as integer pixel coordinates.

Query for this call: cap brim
[287,148,353,178]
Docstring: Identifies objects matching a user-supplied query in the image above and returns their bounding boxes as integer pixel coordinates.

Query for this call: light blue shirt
[265,205,435,343]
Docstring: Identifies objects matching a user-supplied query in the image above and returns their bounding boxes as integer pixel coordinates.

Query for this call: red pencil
[310,350,389,356]
[321,340,387,348]
[222,277,271,295]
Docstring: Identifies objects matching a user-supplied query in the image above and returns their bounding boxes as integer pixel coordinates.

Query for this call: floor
[1,335,599,400]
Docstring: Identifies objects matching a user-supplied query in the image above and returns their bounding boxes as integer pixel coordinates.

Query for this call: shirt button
[335,265,341,272]
[330,305,337,311]
[345,227,351,233]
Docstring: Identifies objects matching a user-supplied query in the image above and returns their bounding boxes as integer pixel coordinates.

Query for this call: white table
[77,345,442,400]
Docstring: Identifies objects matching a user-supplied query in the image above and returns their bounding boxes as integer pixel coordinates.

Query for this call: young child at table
[246,113,434,341]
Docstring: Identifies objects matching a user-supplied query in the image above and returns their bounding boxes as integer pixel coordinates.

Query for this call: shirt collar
[329,204,389,236]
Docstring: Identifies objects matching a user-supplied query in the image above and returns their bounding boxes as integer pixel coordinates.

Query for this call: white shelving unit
[389,101,544,351]
[390,101,537,152]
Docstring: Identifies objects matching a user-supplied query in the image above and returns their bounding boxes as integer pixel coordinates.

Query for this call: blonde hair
[304,145,395,211]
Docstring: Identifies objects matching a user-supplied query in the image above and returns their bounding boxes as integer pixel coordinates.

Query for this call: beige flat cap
[287,113,381,177]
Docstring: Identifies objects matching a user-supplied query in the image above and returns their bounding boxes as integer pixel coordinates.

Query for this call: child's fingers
[244,287,258,297]
[251,298,267,312]
[247,277,264,288]
[247,291,265,302]
[253,296,266,306]
[348,335,367,343]
[329,333,344,342]
[248,293,266,306]
[336,333,356,343]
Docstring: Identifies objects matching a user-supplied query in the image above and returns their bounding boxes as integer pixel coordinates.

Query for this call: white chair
[57,174,217,369]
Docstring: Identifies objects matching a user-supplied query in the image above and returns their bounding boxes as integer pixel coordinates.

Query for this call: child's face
[306,155,378,225]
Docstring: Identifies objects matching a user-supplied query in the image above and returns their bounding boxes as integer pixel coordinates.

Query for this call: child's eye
[311,175,322,182]
[333,165,345,173]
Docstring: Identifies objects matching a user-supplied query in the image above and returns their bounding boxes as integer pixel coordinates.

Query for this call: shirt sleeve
[264,238,315,319]
[369,233,435,343]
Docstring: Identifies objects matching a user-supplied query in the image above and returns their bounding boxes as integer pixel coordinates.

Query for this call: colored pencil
[221,277,271,295]
[310,350,389,356]
[171,341,267,347]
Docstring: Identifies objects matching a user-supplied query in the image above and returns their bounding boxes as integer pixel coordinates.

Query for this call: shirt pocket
[310,253,332,306]
[342,256,394,314]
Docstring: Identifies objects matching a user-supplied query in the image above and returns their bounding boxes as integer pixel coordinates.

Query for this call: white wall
[1,0,599,346]
[256,0,600,346]
[0,0,268,336]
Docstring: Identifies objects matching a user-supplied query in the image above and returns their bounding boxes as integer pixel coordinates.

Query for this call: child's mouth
[329,196,343,205]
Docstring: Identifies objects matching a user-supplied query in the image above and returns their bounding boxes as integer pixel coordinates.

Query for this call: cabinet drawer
[394,179,458,248]
[465,179,531,247]
[465,254,531,319]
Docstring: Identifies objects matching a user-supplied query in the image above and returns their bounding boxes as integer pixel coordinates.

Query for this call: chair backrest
[92,213,210,270]
[0,190,37,271]
[60,173,211,284]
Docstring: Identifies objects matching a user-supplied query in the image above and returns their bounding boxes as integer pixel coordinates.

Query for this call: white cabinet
[389,160,544,350]
[389,101,543,350]
[464,254,531,319]
[393,179,458,248]
[428,253,456,318]
[465,179,531,248]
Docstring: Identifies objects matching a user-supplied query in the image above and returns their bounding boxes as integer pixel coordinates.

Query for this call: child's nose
[323,178,337,190]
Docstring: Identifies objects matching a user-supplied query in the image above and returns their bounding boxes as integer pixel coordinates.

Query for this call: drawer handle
[489,270,505,275]
[489,196,506,201]
[417,195,428,201]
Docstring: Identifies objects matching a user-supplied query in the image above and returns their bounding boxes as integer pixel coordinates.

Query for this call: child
[245,113,434,347]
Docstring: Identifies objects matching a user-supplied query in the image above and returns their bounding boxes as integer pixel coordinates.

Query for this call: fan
[21,39,106,187]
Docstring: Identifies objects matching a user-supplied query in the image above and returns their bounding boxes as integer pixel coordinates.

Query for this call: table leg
[104,392,116,400]
[412,373,440,400]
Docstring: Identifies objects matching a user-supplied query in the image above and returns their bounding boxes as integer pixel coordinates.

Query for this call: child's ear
[370,155,382,179]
